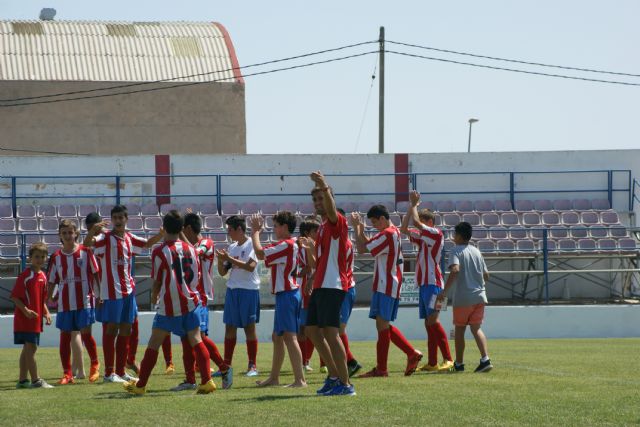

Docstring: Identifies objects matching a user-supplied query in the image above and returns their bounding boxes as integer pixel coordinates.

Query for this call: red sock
[180,337,196,384]
[59,331,72,377]
[305,340,315,364]
[223,337,236,366]
[81,333,99,365]
[203,336,228,371]
[115,335,130,376]
[192,342,211,384]
[390,325,415,356]
[246,339,258,367]
[102,331,116,376]
[162,335,173,364]
[127,319,139,365]
[435,322,452,361]
[376,329,391,372]
[339,333,355,363]
[426,325,438,366]
[136,348,159,388]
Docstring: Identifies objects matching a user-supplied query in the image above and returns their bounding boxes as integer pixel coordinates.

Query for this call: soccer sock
[305,340,315,364]
[246,339,258,367]
[136,348,158,388]
[102,331,116,376]
[390,325,415,356]
[376,329,391,372]
[127,319,139,365]
[81,333,99,365]
[161,335,173,364]
[434,322,452,361]
[59,331,72,377]
[223,337,236,366]
[180,337,196,384]
[426,325,438,366]
[115,335,130,376]
[202,336,228,371]
[192,342,212,385]
[339,333,355,363]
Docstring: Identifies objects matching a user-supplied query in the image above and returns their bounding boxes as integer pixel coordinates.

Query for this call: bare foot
[284,381,308,388]
[256,377,280,387]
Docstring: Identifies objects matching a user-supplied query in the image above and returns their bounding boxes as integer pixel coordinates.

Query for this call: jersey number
[171,253,194,285]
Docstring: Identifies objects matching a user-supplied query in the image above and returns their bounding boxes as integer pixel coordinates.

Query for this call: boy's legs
[454,325,467,365]
[244,323,258,370]
[161,335,173,369]
[224,324,237,366]
[282,331,306,387]
[79,324,100,381]
[135,328,169,388]
[470,324,489,359]
[19,344,28,382]
[25,342,38,382]
[256,333,284,387]
[71,331,85,378]
[186,327,212,386]
[306,325,338,377]
[374,316,391,374]
[115,322,132,377]
[103,322,118,376]
[126,317,140,371]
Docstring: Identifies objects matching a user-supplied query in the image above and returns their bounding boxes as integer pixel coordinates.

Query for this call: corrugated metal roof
[0,20,240,82]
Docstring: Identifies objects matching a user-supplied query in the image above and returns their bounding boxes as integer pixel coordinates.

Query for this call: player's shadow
[229,394,315,403]
[93,390,171,399]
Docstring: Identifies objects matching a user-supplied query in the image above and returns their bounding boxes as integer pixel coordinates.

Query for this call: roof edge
[212,22,244,85]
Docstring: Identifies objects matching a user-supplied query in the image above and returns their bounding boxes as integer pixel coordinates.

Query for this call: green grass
[1,338,639,426]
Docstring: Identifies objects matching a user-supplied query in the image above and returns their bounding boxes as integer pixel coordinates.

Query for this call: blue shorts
[14,332,40,346]
[299,308,308,328]
[369,292,399,322]
[152,309,200,338]
[99,294,138,324]
[196,304,210,335]
[340,286,356,325]
[273,289,301,336]
[56,308,95,332]
[223,288,260,328]
[419,284,443,319]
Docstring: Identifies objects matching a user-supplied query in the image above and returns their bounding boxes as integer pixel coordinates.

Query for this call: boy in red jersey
[123,210,215,395]
[296,218,319,371]
[12,242,53,389]
[352,205,423,378]
[47,219,101,385]
[250,211,306,388]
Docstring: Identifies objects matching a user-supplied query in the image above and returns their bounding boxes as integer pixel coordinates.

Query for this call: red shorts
[453,303,485,326]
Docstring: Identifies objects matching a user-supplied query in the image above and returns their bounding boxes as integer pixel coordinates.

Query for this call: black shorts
[306,288,346,329]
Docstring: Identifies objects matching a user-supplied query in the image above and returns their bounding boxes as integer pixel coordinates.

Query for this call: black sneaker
[347,359,363,377]
[474,359,493,373]
[453,362,465,372]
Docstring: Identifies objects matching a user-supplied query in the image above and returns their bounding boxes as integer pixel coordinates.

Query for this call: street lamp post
[467,118,479,153]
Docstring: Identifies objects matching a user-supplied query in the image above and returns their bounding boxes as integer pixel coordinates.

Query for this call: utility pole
[378,26,385,154]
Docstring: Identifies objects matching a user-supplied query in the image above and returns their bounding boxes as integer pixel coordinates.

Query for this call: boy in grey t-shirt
[438,222,493,373]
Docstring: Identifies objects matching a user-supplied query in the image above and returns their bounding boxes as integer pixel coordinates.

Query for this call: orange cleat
[405,351,423,376]
[58,374,75,385]
[89,362,100,383]
[357,367,388,378]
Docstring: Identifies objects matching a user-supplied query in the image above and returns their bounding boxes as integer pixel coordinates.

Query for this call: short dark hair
[111,205,128,218]
[184,213,202,234]
[273,211,297,234]
[163,210,184,234]
[455,221,473,242]
[299,218,320,237]
[366,204,389,220]
[29,242,48,258]
[225,215,246,232]
[85,212,101,228]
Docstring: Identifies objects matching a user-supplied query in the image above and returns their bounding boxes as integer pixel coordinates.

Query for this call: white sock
[480,355,490,363]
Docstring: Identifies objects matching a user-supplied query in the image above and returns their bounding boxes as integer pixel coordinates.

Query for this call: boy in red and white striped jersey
[296,218,320,371]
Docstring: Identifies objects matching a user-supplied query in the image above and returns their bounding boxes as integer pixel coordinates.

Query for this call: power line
[354,53,378,153]
[0,40,377,104]
[0,51,379,108]
[386,50,640,87]
[0,145,89,156]
[387,40,640,78]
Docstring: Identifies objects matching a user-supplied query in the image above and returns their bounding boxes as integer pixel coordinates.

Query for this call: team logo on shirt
[77,258,84,268]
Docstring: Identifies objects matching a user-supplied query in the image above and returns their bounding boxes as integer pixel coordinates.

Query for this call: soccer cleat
[196,379,217,394]
[89,362,100,383]
[303,364,314,373]
[245,364,258,377]
[170,381,197,391]
[319,366,328,374]
[405,351,423,376]
[212,370,223,378]
[165,362,175,375]
[120,372,138,382]
[31,378,54,389]
[123,381,146,395]
[323,381,356,397]
[474,359,493,373]
[16,380,31,389]
[103,373,126,383]
[57,374,75,385]
[316,377,340,395]
[126,362,140,375]
[347,359,363,378]
[438,360,455,372]
[418,363,440,373]
[452,362,465,372]
[357,367,388,378]
[221,367,233,390]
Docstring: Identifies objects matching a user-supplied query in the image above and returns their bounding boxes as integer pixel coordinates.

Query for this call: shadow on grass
[93,389,172,399]
[229,394,316,403]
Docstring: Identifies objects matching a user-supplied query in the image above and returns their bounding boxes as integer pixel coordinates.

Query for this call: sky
[2,1,639,155]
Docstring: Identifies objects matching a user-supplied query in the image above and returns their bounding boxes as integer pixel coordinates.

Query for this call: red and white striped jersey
[346,240,356,289]
[407,224,444,287]
[151,240,200,317]
[47,245,99,312]
[93,231,147,300]
[313,213,350,291]
[264,238,299,294]
[194,237,215,304]
[297,243,314,309]
[365,225,403,298]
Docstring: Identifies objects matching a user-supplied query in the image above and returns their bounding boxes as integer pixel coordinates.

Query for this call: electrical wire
[354,53,378,153]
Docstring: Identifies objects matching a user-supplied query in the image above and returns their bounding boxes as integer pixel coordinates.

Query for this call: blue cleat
[221,367,233,389]
[316,377,340,395]
[323,381,356,397]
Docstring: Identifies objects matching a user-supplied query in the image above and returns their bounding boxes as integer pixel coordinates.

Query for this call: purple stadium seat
[38,205,57,217]
[436,200,455,213]
[210,233,228,243]
[389,213,401,227]
[98,205,115,217]
[18,219,38,232]
[552,199,572,211]
[497,240,516,253]
[0,234,18,245]
[204,215,223,230]
[481,213,500,226]
[456,200,474,213]
[472,227,489,240]
[569,227,588,239]
[591,199,611,210]
[356,202,371,213]
[43,234,60,245]
[539,239,557,253]
[260,203,279,215]
[509,228,527,240]
[572,199,592,211]
[462,213,480,226]
[443,213,461,227]
[550,226,569,239]
[0,205,13,218]
[220,202,240,215]
[434,214,442,227]
[126,217,144,232]
[533,200,553,211]
[340,201,359,214]
[541,212,560,226]
[516,240,535,253]
[618,238,638,252]
[298,203,315,215]
[379,201,396,213]
[580,212,599,225]
[474,200,494,212]
[144,217,163,231]
[57,204,77,217]
[500,212,519,226]
[578,239,597,252]
[561,212,580,225]
[173,203,197,215]
[600,211,619,225]
[0,218,16,232]
[421,201,436,211]
[200,203,219,216]
[515,200,534,212]
[263,216,275,229]
[123,204,141,216]
[597,239,617,252]
[477,240,496,253]
[159,203,178,216]
[489,227,508,240]
[141,203,159,216]
[609,225,628,238]
[241,203,261,215]
[17,205,36,218]
[0,245,20,259]
[522,213,541,226]
[78,205,98,218]
[25,234,42,244]
[278,202,298,214]
[494,200,512,212]
[557,239,577,252]
[529,228,544,240]
[588,226,608,239]
[39,218,59,232]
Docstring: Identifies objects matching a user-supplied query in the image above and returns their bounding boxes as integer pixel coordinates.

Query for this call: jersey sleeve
[85,248,100,275]
[417,224,442,244]
[264,241,291,267]
[93,234,107,256]
[10,272,26,300]
[128,233,148,255]
[406,228,422,245]
[47,255,60,284]
[366,231,390,256]
[195,240,214,257]
[151,249,164,282]
[448,249,460,268]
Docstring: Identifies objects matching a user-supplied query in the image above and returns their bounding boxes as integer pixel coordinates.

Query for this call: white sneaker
[303,364,314,372]
[31,378,54,389]
[170,381,197,392]
[120,373,138,382]
[103,373,126,383]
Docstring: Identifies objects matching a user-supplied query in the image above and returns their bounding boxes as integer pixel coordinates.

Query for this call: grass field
[0,338,638,426]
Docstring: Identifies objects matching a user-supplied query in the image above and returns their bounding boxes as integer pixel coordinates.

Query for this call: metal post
[216,175,222,215]
[542,228,549,304]
[607,170,613,210]
[11,177,17,218]
[378,26,385,154]
[509,172,515,210]
[20,233,26,271]
[467,122,473,153]
[115,175,121,205]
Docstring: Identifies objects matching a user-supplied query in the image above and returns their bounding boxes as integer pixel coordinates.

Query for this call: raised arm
[350,212,368,254]
[249,215,266,260]
[83,221,108,247]
[217,248,257,273]
[400,190,422,236]
[298,237,316,269]
[310,171,338,223]
[144,228,165,249]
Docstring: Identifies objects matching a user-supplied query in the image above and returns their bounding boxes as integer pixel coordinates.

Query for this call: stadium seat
[18,219,38,232]
[378,201,396,213]
[572,199,592,211]
[241,203,261,215]
[278,202,298,213]
[533,200,553,211]
[25,234,42,244]
[395,201,410,214]
[0,205,13,218]
[436,200,455,213]
[220,202,240,215]
[298,203,315,215]
[561,212,580,225]
[204,215,223,230]
[78,205,98,218]
[159,203,178,215]
[522,212,541,226]
[588,226,608,238]
[474,200,494,212]
[591,199,611,210]
[443,213,461,227]
[515,200,534,212]
[57,204,77,217]
[557,239,577,252]
[609,225,628,238]
[461,213,480,226]
[472,227,489,240]
[144,217,163,231]
[577,238,597,252]
[98,205,115,217]
[0,245,20,260]
[43,234,60,245]
[39,218,59,232]
[550,226,569,239]
[580,212,599,225]
[477,239,496,253]
[539,239,557,253]
[0,218,16,232]
[500,212,519,226]
[47,244,62,254]
[509,228,527,240]
[443,240,455,252]
[455,200,474,213]
[17,205,36,218]
[597,239,617,252]
[124,204,142,216]
[600,211,619,225]
[421,201,436,211]
[141,203,160,216]
[38,205,57,218]
[126,217,144,232]
[0,234,18,245]
[263,216,274,229]
[618,238,638,253]
[176,203,198,214]
[529,228,544,240]
[552,199,572,211]
[489,227,508,239]
[481,213,500,226]
[516,239,535,253]
[389,213,401,227]
[494,200,512,212]
[497,240,516,254]
[433,214,442,227]
[260,203,279,215]
[569,227,588,239]
[199,203,219,216]
[541,212,560,226]
[210,233,228,243]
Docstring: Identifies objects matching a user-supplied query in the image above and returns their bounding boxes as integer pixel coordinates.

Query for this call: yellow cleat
[418,363,439,373]
[438,360,455,372]
[165,362,175,375]
[196,379,217,394]
[123,380,145,395]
